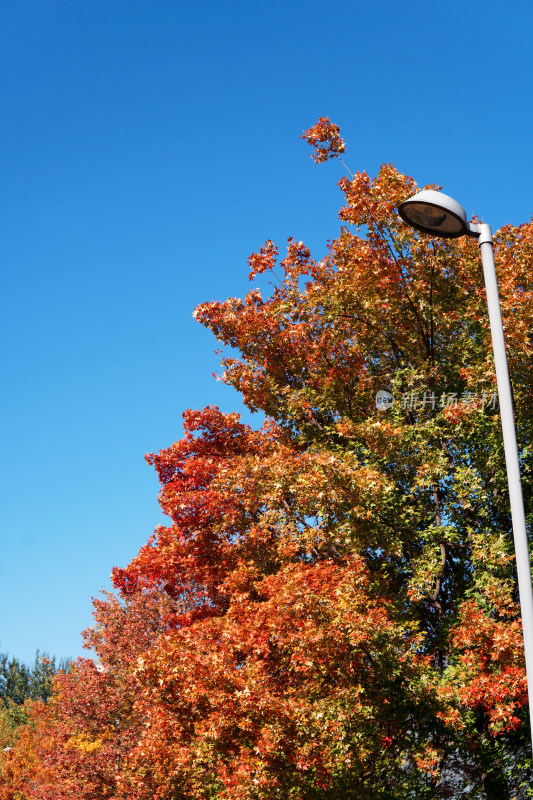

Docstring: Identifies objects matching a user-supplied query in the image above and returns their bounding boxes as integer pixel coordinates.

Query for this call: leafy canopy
[3,119,533,799]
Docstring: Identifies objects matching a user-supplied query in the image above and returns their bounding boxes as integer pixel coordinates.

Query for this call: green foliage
[0,650,70,708]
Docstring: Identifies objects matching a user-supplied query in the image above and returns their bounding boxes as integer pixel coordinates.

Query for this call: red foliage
[301,117,345,163]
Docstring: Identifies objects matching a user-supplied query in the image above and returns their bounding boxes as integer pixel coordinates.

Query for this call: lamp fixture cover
[398,189,469,238]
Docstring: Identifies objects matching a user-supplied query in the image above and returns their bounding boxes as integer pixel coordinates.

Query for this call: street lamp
[399,190,533,755]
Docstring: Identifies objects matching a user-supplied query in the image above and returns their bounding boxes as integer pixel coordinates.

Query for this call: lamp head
[398,190,473,238]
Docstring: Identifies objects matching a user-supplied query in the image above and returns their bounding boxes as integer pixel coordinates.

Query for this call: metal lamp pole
[398,190,533,755]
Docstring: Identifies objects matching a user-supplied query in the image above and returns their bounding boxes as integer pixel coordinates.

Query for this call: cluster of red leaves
[111,407,280,616]
[440,600,528,736]
[125,556,430,798]
[301,117,345,163]
[247,240,278,281]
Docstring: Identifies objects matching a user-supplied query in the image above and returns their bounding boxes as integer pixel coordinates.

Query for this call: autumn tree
[0,651,72,798]
[4,119,533,799]
[0,590,179,800]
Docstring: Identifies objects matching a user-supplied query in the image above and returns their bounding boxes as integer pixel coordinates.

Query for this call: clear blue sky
[1,0,532,665]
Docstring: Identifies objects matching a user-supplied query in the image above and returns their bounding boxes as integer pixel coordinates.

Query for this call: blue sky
[1,0,532,665]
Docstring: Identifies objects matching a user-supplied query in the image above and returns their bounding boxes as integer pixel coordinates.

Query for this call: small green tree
[0,650,70,708]
[0,654,30,711]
